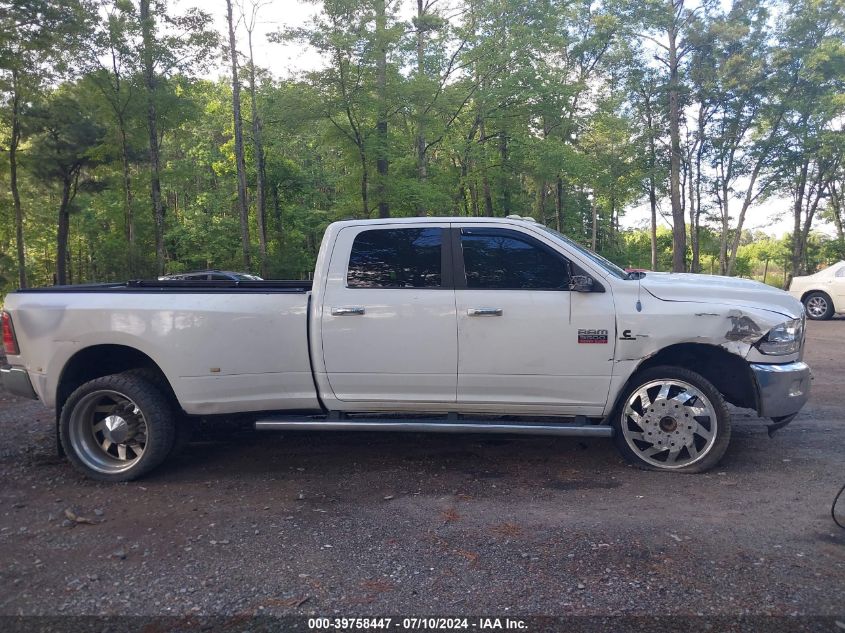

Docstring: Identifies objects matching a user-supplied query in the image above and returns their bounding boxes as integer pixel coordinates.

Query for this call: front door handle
[331,306,365,316]
[467,307,503,317]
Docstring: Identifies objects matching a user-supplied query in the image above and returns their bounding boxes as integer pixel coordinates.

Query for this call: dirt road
[0,321,843,619]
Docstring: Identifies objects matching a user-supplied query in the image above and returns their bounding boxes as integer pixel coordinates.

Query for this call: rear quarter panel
[5,291,319,414]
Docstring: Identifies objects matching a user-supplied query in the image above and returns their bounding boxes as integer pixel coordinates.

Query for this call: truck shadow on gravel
[147,414,773,487]
[151,428,623,482]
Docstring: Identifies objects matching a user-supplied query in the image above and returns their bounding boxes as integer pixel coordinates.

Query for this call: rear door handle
[331,306,365,316]
[467,307,503,317]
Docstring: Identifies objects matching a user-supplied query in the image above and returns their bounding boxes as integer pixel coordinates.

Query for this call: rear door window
[347,228,443,288]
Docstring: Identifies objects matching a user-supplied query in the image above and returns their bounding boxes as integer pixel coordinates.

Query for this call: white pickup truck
[1,216,811,481]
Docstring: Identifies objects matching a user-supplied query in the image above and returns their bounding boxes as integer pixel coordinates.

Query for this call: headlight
[757,317,804,355]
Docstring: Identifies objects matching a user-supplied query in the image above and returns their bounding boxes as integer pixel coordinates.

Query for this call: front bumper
[750,361,811,419]
[0,365,38,400]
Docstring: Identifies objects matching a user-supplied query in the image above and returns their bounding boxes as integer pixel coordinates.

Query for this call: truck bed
[4,282,320,415]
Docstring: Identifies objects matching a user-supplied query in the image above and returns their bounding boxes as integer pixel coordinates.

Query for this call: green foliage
[1,0,844,300]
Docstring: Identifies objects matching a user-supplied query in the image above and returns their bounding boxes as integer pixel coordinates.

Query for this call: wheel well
[800,289,829,303]
[56,345,179,415]
[627,343,757,411]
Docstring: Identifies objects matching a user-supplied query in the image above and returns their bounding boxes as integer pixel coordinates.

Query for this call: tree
[629,65,667,271]
[139,0,166,274]
[826,170,845,250]
[407,0,472,214]
[137,0,217,275]
[276,0,402,220]
[87,0,143,275]
[702,0,784,276]
[4,0,845,300]
[0,0,94,288]
[29,86,105,284]
[225,0,251,269]
[634,0,701,271]
[768,0,845,283]
[374,0,389,218]
[241,0,269,277]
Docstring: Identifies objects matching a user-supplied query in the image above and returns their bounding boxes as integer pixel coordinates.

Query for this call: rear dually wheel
[60,372,175,482]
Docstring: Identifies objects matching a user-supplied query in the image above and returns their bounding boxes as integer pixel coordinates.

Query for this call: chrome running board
[254,417,613,438]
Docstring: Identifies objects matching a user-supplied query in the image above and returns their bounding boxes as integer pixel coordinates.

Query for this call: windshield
[535,225,630,280]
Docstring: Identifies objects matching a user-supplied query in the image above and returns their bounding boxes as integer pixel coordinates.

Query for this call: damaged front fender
[615,302,784,364]
[610,292,808,422]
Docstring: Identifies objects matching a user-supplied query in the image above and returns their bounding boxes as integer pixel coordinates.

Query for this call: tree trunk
[109,44,135,277]
[9,71,27,288]
[247,23,268,277]
[272,182,283,243]
[718,178,730,275]
[458,157,469,216]
[726,160,765,276]
[555,176,564,232]
[140,0,167,275]
[482,174,494,216]
[789,159,810,284]
[724,114,787,276]
[415,0,427,212]
[477,115,493,216]
[646,116,658,271]
[667,0,686,272]
[688,154,697,273]
[469,180,478,216]
[118,118,135,276]
[226,0,252,270]
[831,181,844,244]
[360,150,370,218]
[797,170,827,276]
[535,180,547,223]
[591,200,598,251]
[375,0,389,219]
[690,108,707,274]
[500,133,511,216]
[56,177,73,286]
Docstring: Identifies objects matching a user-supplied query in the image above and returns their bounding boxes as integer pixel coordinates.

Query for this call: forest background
[1,0,844,299]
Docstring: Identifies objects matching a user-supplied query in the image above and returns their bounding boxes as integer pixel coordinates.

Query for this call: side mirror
[569,275,595,293]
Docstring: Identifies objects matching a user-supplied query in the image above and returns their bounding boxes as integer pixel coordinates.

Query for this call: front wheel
[60,372,176,482]
[803,291,834,320]
[613,366,731,473]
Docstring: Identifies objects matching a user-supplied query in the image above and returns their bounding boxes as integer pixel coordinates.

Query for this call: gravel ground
[0,321,843,620]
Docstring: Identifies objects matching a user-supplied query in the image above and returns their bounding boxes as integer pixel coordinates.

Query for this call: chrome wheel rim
[620,379,717,469]
[805,296,828,318]
[68,390,148,474]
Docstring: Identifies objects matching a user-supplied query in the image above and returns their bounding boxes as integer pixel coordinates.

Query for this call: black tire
[121,367,191,457]
[59,372,176,482]
[613,366,731,473]
[803,291,834,320]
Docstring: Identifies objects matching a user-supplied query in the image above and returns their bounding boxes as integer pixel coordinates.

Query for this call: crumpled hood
[640,272,803,319]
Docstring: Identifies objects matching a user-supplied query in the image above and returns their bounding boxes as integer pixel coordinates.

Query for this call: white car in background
[789,261,845,320]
